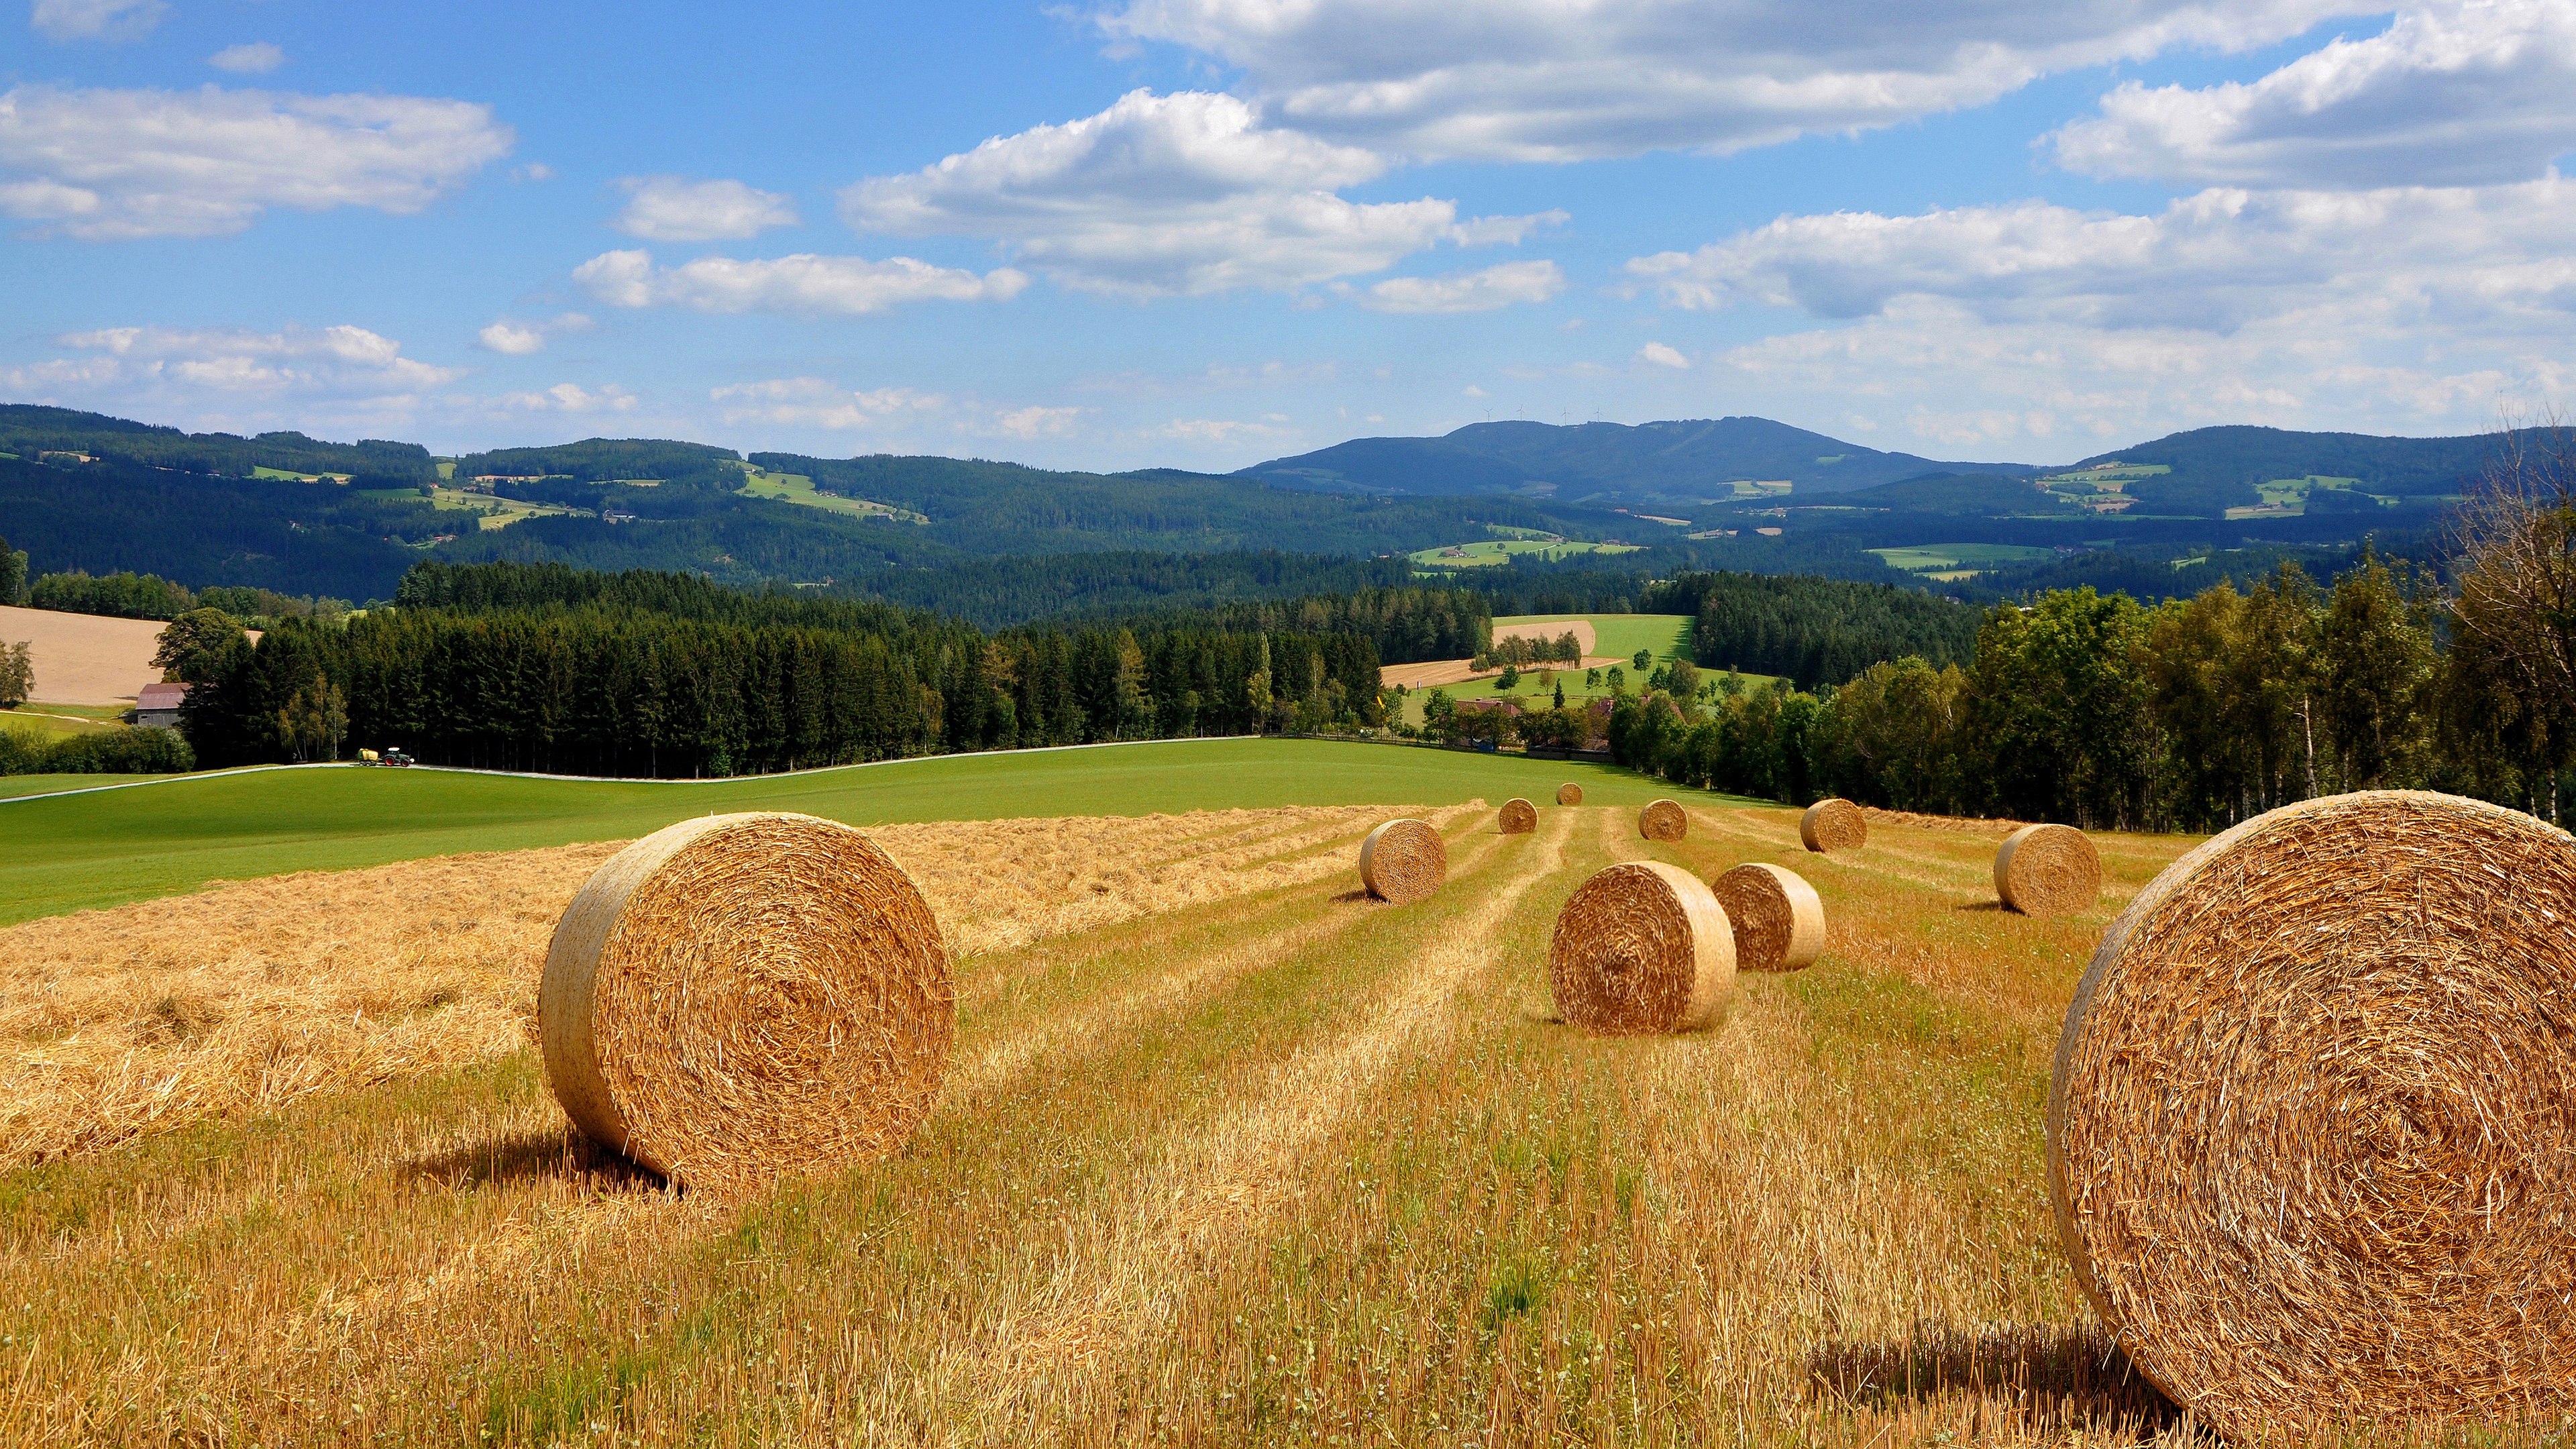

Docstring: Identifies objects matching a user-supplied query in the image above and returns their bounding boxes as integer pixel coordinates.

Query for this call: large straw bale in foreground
[540,812,953,1195]
[1799,798,1866,853]
[1556,782,1583,805]
[1549,862,1735,1034]
[1358,818,1446,904]
[1711,863,1825,971]
[1995,823,2100,914]
[1498,798,1538,835]
[1638,798,1688,841]
[2049,791,2576,1438]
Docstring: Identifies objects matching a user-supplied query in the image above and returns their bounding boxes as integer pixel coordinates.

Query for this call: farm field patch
[2222,475,2398,520]
[0,792,2204,1444]
[1868,543,2053,579]
[0,739,1693,925]
[1407,537,1641,570]
[737,466,930,523]
[0,603,168,704]
[425,487,582,531]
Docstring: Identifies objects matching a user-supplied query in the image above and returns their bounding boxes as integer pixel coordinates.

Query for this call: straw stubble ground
[1,799,2527,1444]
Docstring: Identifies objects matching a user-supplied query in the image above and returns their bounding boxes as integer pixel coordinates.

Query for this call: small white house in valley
[136,682,189,730]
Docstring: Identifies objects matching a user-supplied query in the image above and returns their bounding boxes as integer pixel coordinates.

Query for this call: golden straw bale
[539,812,953,1195]
[1548,861,1735,1034]
[1556,782,1583,806]
[1994,823,2100,914]
[2049,790,2576,1438]
[1498,798,1539,835]
[1358,818,1446,904]
[1799,798,1868,852]
[1638,798,1688,841]
[1711,863,1825,971]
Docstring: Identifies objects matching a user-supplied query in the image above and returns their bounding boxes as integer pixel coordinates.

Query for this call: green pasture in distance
[1868,543,2053,574]
[737,468,928,523]
[0,773,166,801]
[1407,539,1640,570]
[1395,662,1784,726]
[0,740,1760,926]
[1491,613,1692,663]
[3,704,124,739]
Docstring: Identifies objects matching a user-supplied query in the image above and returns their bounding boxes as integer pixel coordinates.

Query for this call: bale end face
[1799,798,1867,853]
[1556,783,1583,806]
[1711,863,1826,971]
[2048,790,2576,1438]
[1638,799,1688,841]
[1499,798,1539,835]
[1549,861,1735,1034]
[1359,818,1447,904]
[1994,823,2100,914]
[539,812,953,1197]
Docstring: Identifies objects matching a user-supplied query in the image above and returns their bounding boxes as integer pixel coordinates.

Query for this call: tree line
[168,565,1388,776]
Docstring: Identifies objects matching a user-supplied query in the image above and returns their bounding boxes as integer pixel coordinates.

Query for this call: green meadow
[0,739,1732,926]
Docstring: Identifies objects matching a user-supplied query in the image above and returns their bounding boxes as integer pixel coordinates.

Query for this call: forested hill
[1237,417,2037,503]
[2075,425,2504,516]
[0,405,433,483]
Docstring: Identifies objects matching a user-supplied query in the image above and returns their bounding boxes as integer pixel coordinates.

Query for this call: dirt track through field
[978,809,1578,1424]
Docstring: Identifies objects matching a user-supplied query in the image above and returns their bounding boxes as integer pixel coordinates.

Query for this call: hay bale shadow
[1953,900,2009,913]
[1805,1326,2188,1443]
[1332,888,1372,903]
[402,1126,672,1195]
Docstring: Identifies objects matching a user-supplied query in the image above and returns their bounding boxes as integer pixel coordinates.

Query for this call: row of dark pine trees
[178,564,1393,776]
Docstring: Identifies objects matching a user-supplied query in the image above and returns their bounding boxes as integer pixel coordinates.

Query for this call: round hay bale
[1994,823,2101,914]
[1548,862,1735,1034]
[1799,798,1867,853]
[1556,782,1584,806]
[1638,798,1688,841]
[539,812,953,1195]
[1711,863,1826,971]
[2049,790,2576,1438]
[1358,818,1447,904]
[1498,798,1539,835]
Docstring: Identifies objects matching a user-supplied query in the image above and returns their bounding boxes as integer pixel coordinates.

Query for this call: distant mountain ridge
[1237,417,2042,504]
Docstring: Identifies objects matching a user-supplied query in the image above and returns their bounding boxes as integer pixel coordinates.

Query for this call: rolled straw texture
[2049,791,2576,1438]
[1358,818,1447,904]
[1994,823,2100,914]
[1550,862,1735,1034]
[1711,863,1826,972]
[539,812,953,1195]
[1499,798,1539,835]
[1556,783,1584,806]
[1638,798,1688,841]
[1799,798,1867,853]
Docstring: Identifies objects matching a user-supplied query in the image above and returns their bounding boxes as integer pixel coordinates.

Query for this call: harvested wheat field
[3,788,2554,1445]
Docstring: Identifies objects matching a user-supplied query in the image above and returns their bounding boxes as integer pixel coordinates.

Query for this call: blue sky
[6,0,2573,470]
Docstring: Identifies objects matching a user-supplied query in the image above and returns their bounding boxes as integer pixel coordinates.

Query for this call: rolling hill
[1237,417,2041,503]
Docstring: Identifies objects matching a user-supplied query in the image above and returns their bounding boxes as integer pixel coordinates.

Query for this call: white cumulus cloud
[1098,0,2367,162]
[498,382,635,414]
[613,176,800,241]
[573,248,1027,315]
[1359,259,1566,313]
[1,324,465,423]
[474,313,590,355]
[1625,182,2576,335]
[0,85,515,239]
[208,42,285,74]
[841,89,1559,297]
[2051,0,2576,189]
[711,377,948,429]
[996,405,1082,438]
[31,0,163,42]
[1638,341,1692,369]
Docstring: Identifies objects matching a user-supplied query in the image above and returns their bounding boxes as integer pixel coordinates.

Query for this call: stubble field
[0,759,2244,1446]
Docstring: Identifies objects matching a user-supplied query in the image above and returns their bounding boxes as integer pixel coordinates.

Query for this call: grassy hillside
[0,740,1708,924]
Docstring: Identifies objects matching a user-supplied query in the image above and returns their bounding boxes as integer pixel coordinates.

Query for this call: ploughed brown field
[0,798,2317,1445]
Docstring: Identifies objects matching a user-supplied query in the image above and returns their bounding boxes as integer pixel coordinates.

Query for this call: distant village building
[135,682,189,729]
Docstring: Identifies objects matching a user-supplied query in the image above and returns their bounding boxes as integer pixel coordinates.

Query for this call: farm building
[134,681,189,729]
